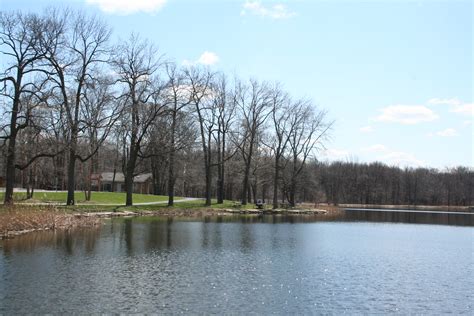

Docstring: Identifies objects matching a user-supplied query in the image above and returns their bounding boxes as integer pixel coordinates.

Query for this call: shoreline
[1,203,471,239]
[0,205,336,239]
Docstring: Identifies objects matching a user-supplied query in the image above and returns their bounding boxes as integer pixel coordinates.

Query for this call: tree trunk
[216,131,224,204]
[85,158,93,201]
[111,168,116,192]
[241,163,250,205]
[4,134,17,205]
[66,145,77,206]
[3,90,20,205]
[125,167,134,206]
[217,130,227,204]
[168,112,177,207]
[205,164,212,206]
[151,159,162,195]
[289,182,296,207]
[217,164,224,204]
[272,156,280,209]
[27,166,35,199]
[262,184,267,203]
[251,181,257,204]
[168,149,175,206]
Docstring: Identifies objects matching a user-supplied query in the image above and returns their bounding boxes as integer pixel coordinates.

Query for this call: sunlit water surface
[0,213,472,314]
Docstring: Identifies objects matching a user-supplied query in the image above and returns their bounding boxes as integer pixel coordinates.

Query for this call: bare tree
[0,11,50,204]
[164,64,194,206]
[266,84,292,209]
[285,101,331,206]
[214,74,237,204]
[112,34,165,206]
[42,9,111,205]
[233,79,272,205]
[186,67,215,206]
[80,76,120,201]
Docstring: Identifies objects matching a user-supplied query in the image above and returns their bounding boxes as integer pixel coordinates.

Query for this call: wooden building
[91,172,152,194]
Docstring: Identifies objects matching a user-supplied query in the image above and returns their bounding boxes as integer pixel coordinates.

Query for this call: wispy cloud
[321,148,350,160]
[241,1,296,19]
[359,125,373,133]
[427,97,461,106]
[428,97,473,117]
[361,144,424,167]
[86,0,167,15]
[362,144,387,153]
[374,105,438,125]
[183,51,220,67]
[379,151,424,167]
[435,128,458,137]
[450,103,474,116]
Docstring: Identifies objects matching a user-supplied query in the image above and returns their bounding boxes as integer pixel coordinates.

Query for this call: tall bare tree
[214,74,237,204]
[186,67,215,206]
[233,79,272,205]
[80,76,121,201]
[112,34,165,206]
[0,11,49,204]
[164,64,194,206]
[43,10,111,205]
[267,85,292,209]
[285,101,331,206]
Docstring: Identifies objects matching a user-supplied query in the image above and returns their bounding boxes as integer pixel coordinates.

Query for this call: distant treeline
[315,162,472,207]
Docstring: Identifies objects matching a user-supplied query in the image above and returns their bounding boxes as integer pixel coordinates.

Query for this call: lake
[0,211,472,314]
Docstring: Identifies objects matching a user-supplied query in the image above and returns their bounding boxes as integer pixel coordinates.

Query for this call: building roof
[133,173,153,183]
[96,172,152,183]
[100,172,124,182]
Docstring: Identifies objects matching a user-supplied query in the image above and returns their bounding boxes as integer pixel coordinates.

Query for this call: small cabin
[91,172,152,194]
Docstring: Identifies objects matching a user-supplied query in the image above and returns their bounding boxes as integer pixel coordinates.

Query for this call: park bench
[255,199,265,209]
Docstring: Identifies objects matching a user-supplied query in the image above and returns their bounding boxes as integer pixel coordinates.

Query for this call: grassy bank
[0,191,175,205]
[0,200,242,238]
[0,196,344,239]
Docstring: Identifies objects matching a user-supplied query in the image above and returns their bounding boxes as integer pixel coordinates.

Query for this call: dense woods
[1,9,472,207]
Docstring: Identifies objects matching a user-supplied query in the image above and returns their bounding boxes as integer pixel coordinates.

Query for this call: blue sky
[1,0,472,168]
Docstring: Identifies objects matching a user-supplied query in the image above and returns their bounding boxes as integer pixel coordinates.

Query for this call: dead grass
[0,205,101,239]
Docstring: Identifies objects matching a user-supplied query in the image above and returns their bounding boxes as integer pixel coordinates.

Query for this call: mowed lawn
[0,191,175,205]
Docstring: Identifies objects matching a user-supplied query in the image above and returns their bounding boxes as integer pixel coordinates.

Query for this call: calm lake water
[0,211,473,314]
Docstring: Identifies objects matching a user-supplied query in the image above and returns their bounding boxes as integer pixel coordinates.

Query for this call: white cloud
[435,128,458,137]
[197,51,219,65]
[321,148,350,160]
[450,103,474,116]
[359,125,373,133]
[428,97,473,117]
[378,151,425,167]
[183,51,219,67]
[362,144,387,153]
[374,105,438,124]
[361,144,424,167]
[86,0,167,15]
[427,97,461,106]
[241,1,296,19]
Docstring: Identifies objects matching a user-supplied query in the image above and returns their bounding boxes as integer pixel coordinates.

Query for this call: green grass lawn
[0,191,259,213]
[66,199,255,212]
[118,199,256,211]
[0,191,175,205]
